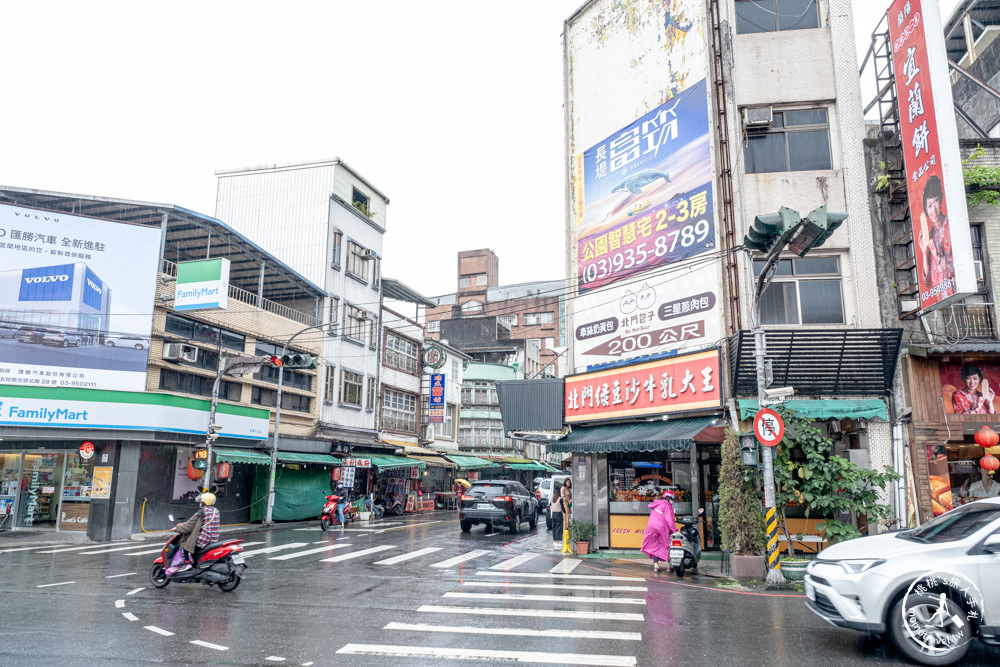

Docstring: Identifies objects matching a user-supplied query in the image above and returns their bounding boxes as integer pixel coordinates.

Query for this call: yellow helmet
[199,492,217,506]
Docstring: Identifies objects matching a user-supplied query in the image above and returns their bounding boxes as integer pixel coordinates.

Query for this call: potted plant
[570,519,596,555]
[717,429,767,580]
[780,556,812,581]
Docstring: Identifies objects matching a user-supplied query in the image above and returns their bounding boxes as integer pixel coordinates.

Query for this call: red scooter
[150,532,246,592]
[320,494,350,531]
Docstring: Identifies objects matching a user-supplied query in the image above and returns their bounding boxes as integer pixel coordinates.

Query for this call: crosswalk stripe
[383,622,642,641]
[320,545,395,563]
[462,581,648,592]
[145,626,175,637]
[475,571,644,582]
[373,547,442,565]
[268,544,352,561]
[443,592,646,605]
[79,544,162,555]
[117,549,166,557]
[39,544,123,554]
[489,553,538,570]
[240,543,309,557]
[550,558,582,574]
[336,643,636,666]
[430,550,490,569]
[0,545,72,553]
[418,605,644,622]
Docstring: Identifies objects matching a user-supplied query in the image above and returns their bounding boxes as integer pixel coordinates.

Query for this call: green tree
[772,406,901,553]
[717,429,766,556]
[963,144,1000,207]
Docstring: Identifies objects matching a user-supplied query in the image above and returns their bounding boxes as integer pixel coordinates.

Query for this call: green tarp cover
[250,466,328,522]
[367,454,425,470]
[502,460,548,470]
[444,455,496,470]
[214,447,272,465]
[548,415,716,453]
[277,452,341,465]
[737,399,887,421]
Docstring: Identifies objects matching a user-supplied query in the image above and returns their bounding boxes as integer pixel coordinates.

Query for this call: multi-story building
[424,249,567,378]
[0,186,331,539]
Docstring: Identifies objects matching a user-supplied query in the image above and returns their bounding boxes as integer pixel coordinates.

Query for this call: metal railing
[160,259,319,326]
[940,301,997,340]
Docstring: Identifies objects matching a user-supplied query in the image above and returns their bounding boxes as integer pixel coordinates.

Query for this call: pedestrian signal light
[787,205,847,257]
[267,355,283,367]
[744,206,800,257]
[191,457,207,471]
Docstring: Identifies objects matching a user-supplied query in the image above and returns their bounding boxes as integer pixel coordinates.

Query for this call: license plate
[477,503,493,510]
[805,580,815,601]
[668,548,684,559]
[231,554,245,565]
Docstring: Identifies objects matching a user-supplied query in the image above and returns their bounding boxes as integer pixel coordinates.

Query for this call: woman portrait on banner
[952,363,996,414]
[916,175,956,293]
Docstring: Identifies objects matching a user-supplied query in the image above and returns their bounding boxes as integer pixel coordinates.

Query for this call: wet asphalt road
[2,514,999,667]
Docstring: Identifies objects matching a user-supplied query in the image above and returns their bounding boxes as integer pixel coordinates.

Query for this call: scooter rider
[173,492,220,571]
[333,485,350,527]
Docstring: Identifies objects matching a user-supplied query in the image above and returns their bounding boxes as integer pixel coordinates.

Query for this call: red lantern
[981,455,1000,476]
[974,425,1000,449]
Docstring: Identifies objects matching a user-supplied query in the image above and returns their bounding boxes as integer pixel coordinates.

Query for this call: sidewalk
[580,549,729,578]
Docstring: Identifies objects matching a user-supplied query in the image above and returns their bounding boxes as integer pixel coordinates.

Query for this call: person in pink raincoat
[641,489,678,573]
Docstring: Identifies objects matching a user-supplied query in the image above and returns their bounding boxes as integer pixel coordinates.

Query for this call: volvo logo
[24,275,70,284]
[86,278,102,294]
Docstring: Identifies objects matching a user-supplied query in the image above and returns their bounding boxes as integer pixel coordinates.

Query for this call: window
[459,277,469,288]
[498,314,518,327]
[324,366,336,402]
[253,342,313,391]
[340,370,363,407]
[451,359,460,379]
[159,369,241,402]
[346,241,370,281]
[753,257,844,325]
[252,386,311,413]
[434,404,456,439]
[476,275,487,286]
[971,224,988,293]
[164,313,245,351]
[344,305,368,343]
[745,109,831,173]
[366,377,377,412]
[523,312,554,325]
[372,257,380,291]
[382,388,417,433]
[735,0,819,34]
[461,300,482,313]
[462,381,495,406]
[352,187,370,217]
[331,230,343,268]
[385,331,419,374]
[427,320,441,333]
[328,296,340,332]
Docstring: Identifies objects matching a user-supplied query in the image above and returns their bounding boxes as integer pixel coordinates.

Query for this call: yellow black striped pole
[765,507,781,572]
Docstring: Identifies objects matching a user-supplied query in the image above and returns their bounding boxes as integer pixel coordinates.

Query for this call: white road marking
[231,541,265,548]
[383,622,642,641]
[39,544,111,554]
[240,542,309,557]
[106,572,137,579]
[117,548,166,556]
[418,605,644,622]
[190,640,229,651]
[444,592,646,605]
[294,522,403,531]
[336,643,637,666]
[145,626,175,636]
[79,544,162,555]
[462,581,648,592]
[265,657,285,662]
[379,520,444,532]
[115,600,126,608]
[269,544,352,560]
[0,545,72,553]
[36,581,75,588]
[122,612,139,622]
[302,662,315,666]
[550,558,582,574]
[374,547,442,565]
[489,553,538,570]
[430,550,491,569]
[126,587,145,596]
[320,545,395,563]
[475,571,644,582]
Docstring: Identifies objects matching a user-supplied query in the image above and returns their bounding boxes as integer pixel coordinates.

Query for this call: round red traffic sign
[79,441,95,460]
[754,408,785,447]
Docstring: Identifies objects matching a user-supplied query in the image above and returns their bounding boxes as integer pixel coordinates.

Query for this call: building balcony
[938,301,997,340]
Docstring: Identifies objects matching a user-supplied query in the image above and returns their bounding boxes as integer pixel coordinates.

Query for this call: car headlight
[836,559,885,574]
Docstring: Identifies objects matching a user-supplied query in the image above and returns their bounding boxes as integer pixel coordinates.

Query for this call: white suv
[805,498,1000,665]
[539,474,571,529]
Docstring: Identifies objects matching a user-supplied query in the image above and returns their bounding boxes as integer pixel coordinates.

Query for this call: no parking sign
[754,408,784,447]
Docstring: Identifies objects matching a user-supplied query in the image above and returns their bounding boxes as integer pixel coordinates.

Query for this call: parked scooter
[667,511,703,578]
[320,494,351,530]
[150,530,246,592]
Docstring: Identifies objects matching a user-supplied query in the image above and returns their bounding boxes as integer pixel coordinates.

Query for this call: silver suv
[805,498,1000,665]
[540,474,571,529]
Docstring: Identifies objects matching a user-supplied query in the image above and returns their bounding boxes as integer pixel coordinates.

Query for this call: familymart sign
[0,385,268,440]
[175,258,230,311]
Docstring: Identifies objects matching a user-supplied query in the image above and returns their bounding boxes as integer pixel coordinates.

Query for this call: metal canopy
[382,278,437,307]
[548,415,716,454]
[0,186,326,306]
[728,329,903,397]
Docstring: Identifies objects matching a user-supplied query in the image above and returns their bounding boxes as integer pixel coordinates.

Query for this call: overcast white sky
[0,1,962,299]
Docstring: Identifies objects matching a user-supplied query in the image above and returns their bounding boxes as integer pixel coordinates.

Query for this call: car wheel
[61,340,69,348]
[890,593,972,666]
[135,343,143,350]
[460,521,472,533]
[509,512,520,534]
[107,341,116,347]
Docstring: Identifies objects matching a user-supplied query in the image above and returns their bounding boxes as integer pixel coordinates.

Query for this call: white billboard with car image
[0,203,161,392]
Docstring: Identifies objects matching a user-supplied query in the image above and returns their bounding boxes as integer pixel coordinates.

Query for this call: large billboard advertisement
[566,0,720,373]
[0,204,161,392]
[888,0,977,310]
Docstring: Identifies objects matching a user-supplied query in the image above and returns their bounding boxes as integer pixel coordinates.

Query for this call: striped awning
[277,452,341,466]
[368,454,425,470]
[213,447,272,465]
[444,455,497,470]
[405,454,457,469]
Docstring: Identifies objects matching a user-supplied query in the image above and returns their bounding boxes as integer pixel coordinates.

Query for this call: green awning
[445,455,497,470]
[214,447,273,465]
[737,399,887,422]
[502,461,548,471]
[277,452,342,466]
[368,454,425,470]
[537,461,562,473]
[548,415,716,453]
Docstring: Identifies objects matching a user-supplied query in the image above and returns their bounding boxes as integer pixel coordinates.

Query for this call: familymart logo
[177,286,220,299]
[5,402,90,422]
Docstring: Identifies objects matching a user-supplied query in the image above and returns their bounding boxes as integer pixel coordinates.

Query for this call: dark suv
[15,326,56,344]
[459,480,538,534]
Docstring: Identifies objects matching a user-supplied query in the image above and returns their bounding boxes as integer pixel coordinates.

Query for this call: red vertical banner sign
[887,0,976,311]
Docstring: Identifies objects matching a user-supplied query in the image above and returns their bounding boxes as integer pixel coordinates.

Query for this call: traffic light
[281,352,319,369]
[744,206,801,257]
[191,449,208,470]
[266,355,283,367]
[787,205,847,257]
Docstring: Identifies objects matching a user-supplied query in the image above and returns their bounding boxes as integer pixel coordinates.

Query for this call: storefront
[366,455,427,512]
[1,446,97,531]
[247,451,342,522]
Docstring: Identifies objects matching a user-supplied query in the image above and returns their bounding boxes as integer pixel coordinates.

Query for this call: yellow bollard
[561,527,573,555]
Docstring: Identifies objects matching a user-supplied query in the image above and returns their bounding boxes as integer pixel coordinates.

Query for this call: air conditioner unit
[975,260,984,280]
[422,424,436,442]
[162,343,198,363]
[362,248,377,260]
[743,106,773,128]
